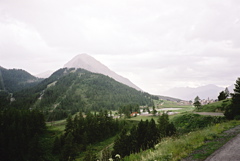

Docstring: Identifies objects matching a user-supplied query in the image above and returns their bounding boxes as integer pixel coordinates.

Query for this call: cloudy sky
[1,0,240,95]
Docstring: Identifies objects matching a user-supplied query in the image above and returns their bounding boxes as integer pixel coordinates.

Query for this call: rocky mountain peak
[64,54,141,91]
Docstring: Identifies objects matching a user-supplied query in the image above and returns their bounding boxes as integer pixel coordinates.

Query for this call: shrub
[172,113,226,134]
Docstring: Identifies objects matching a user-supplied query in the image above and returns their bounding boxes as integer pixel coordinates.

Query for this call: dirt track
[205,125,240,161]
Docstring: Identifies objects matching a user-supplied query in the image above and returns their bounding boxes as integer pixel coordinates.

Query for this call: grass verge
[123,120,240,161]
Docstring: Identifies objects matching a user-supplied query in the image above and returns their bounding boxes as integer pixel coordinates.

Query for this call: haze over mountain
[36,70,54,78]
[164,84,234,101]
[64,54,141,91]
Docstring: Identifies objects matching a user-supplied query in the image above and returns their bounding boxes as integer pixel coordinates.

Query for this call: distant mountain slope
[164,84,233,100]
[157,95,182,102]
[0,66,42,93]
[8,68,156,120]
[36,70,54,78]
[64,54,141,90]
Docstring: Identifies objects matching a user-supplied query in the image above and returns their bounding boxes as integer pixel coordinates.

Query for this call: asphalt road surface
[205,133,240,161]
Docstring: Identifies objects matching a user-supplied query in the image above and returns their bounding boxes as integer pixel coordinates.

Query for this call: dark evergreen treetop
[0,108,46,161]
[224,78,240,120]
[218,91,228,101]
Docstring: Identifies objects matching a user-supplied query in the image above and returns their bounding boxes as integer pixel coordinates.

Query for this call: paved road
[194,112,224,116]
[205,133,240,161]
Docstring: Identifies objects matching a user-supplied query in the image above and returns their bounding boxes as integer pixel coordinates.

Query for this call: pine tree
[193,96,201,110]
[52,136,61,155]
[112,128,130,158]
[128,125,138,154]
[158,113,176,138]
[61,133,78,161]
[225,87,230,98]
[218,88,229,101]
[65,115,73,136]
[136,120,147,151]
[28,134,43,161]
[218,91,227,101]
[224,78,240,119]
[152,105,157,116]
[147,107,150,114]
[146,118,159,149]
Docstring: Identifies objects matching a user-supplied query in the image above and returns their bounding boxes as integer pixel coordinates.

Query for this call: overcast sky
[1,0,240,95]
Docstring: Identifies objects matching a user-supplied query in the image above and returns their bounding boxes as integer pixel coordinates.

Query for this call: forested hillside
[3,68,157,121]
[0,66,42,93]
[0,109,47,161]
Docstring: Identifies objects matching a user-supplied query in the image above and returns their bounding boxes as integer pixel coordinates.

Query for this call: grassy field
[123,120,240,161]
[155,99,194,111]
[197,99,231,112]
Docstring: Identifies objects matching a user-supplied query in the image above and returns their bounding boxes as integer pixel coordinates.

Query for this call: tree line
[52,110,125,161]
[112,113,176,159]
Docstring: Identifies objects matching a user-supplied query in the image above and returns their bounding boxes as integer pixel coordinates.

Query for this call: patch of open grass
[197,99,231,112]
[76,136,116,161]
[123,120,240,161]
[47,119,66,137]
[154,99,194,113]
[126,115,159,122]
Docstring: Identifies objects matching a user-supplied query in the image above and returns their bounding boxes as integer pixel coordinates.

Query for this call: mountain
[64,54,141,90]
[164,84,230,100]
[0,66,42,93]
[7,68,156,120]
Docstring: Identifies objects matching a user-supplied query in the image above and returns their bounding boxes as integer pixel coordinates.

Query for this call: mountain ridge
[164,84,234,100]
[0,66,42,93]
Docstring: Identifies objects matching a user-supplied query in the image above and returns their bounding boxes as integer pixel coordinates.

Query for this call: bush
[172,113,226,134]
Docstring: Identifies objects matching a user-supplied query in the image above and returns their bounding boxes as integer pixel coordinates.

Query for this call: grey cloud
[1,0,240,94]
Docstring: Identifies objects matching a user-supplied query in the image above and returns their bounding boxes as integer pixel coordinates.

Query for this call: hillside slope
[8,68,156,120]
[0,66,42,93]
